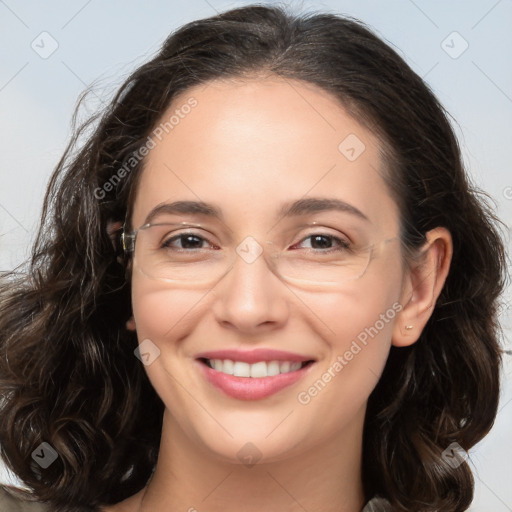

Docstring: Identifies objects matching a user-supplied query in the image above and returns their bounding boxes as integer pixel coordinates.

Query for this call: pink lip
[195,348,314,364]
[195,359,315,400]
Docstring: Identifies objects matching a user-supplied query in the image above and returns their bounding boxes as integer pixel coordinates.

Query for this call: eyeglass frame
[121,219,400,288]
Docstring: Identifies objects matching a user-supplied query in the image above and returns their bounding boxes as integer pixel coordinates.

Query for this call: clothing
[362,496,392,511]
[0,486,49,512]
[0,486,391,511]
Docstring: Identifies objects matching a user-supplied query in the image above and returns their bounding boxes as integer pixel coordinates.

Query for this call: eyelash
[161,232,351,252]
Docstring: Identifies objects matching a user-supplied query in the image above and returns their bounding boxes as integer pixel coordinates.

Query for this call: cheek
[294,286,398,434]
[306,271,400,349]
[129,277,209,412]
[130,275,207,343]
[305,271,401,388]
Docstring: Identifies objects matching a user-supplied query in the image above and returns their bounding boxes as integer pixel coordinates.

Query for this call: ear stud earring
[405,325,413,330]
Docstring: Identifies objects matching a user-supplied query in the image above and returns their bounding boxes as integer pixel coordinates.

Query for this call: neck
[136,407,367,512]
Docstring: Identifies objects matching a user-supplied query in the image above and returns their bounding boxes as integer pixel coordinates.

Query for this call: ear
[126,316,136,331]
[392,227,453,347]
[106,219,123,251]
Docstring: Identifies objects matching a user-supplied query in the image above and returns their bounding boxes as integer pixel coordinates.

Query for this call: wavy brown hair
[0,4,508,511]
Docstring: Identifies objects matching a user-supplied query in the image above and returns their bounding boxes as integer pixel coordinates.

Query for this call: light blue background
[1,1,511,510]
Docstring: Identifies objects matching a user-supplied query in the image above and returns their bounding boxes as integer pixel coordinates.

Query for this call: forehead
[131,76,399,235]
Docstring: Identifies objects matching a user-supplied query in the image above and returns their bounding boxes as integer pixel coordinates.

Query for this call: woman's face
[129,76,406,464]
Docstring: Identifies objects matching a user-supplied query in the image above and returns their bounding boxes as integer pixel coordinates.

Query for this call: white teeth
[233,361,250,377]
[267,361,280,376]
[223,359,234,375]
[206,359,305,377]
[250,361,267,378]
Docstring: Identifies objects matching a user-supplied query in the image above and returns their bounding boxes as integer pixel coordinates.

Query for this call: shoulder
[362,496,392,512]
[0,485,51,512]
[0,484,140,512]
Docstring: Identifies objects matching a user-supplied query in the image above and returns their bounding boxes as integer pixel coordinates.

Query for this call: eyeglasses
[121,221,398,289]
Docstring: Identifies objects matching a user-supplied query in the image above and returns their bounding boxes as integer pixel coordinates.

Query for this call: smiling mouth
[198,358,315,378]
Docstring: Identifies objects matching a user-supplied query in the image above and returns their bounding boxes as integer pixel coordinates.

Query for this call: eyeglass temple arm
[121,223,135,253]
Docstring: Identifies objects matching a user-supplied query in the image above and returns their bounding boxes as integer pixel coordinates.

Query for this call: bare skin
[102,75,452,512]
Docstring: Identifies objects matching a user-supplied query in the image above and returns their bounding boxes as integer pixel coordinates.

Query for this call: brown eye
[293,234,350,251]
[161,233,212,250]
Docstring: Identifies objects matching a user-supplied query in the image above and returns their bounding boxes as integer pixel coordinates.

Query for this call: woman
[0,5,507,512]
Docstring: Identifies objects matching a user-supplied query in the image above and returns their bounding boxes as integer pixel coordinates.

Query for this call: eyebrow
[144,197,369,225]
[277,197,369,222]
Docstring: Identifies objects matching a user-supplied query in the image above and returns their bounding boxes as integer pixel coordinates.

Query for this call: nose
[210,239,290,334]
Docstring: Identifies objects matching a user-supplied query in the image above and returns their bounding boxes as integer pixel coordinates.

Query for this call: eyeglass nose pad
[231,238,282,276]
[262,239,287,280]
